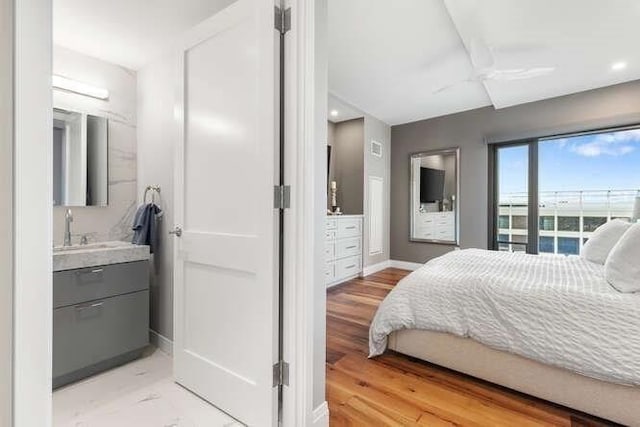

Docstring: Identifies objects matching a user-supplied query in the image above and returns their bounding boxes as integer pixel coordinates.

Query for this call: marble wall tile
[52,46,138,245]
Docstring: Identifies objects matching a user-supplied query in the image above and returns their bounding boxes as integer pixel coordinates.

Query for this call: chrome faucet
[64,208,73,247]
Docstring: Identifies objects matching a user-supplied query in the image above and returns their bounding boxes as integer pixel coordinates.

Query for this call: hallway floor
[53,347,241,427]
[326,268,612,426]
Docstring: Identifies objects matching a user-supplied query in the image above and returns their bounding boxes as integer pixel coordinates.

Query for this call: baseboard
[149,329,173,356]
[361,259,391,276]
[309,401,329,427]
[389,259,424,271]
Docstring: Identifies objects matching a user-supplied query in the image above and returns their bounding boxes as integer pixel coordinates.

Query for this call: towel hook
[144,185,161,205]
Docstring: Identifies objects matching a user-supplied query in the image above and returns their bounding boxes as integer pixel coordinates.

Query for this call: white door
[173,0,280,425]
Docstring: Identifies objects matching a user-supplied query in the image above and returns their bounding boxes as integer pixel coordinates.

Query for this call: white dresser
[414,211,455,242]
[325,215,363,287]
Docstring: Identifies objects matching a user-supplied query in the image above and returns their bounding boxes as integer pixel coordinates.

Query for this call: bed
[369,249,640,425]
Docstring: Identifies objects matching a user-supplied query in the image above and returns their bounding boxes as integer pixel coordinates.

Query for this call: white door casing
[173,0,279,425]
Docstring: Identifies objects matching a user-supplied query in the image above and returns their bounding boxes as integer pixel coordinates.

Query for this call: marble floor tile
[53,347,243,427]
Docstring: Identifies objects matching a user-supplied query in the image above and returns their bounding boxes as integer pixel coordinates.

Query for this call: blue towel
[132,203,163,253]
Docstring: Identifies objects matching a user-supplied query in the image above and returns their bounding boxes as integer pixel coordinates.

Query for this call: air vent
[371,140,383,158]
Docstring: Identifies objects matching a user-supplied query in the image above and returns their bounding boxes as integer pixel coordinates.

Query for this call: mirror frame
[409,147,460,245]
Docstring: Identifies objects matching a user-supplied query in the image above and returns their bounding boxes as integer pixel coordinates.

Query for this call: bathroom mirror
[410,148,459,244]
[53,108,108,206]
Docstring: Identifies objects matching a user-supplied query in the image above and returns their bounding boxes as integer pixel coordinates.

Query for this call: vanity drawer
[325,242,336,259]
[326,218,337,230]
[337,218,362,239]
[336,256,361,279]
[53,290,149,385]
[336,237,361,259]
[54,261,149,309]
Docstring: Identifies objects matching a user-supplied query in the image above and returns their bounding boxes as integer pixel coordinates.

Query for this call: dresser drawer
[337,218,362,239]
[324,262,336,283]
[325,242,336,260]
[53,290,149,385]
[336,256,361,279]
[326,218,337,230]
[336,237,361,259]
[54,261,149,309]
[325,229,337,241]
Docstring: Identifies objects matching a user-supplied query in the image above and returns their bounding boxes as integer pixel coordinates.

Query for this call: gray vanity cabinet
[53,260,149,388]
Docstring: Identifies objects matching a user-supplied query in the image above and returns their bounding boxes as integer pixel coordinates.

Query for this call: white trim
[326,273,359,288]
[309,401,329,427]
[390,259,424,271]
[13,0,53,425]
[362,259,391,276]
[149,330,173,357]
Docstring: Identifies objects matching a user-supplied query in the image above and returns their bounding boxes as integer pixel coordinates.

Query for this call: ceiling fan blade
[487,67,555,81]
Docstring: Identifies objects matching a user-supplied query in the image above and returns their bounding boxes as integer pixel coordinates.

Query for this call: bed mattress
[369,249,640,386]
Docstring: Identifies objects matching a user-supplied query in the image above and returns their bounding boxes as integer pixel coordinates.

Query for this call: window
[512,216,527,229]
[539,216,554,231]
[558,216,579,232]
[539,236,555,253]
[558,237,580,255]
[492,126,640,255]
[498,215,510,229]
[583,217,607,232]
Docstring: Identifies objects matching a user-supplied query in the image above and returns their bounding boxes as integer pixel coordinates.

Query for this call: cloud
[567,128,640,157]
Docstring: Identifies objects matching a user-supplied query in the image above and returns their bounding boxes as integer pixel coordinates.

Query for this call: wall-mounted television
[420,167,445,203]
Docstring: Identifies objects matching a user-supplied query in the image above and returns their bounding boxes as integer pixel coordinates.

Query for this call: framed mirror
[410,148,459,244]
[53,108,108,206]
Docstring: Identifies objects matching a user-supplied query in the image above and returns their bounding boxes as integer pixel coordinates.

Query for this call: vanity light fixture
[611,61,627,71]
[52,75,110,100]
[330,109,339,117]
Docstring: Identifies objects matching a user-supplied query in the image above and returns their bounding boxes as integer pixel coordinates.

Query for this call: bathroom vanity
[52,242,150,388]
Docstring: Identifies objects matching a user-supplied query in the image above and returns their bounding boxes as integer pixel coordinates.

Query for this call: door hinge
[274,6,291,34]
[273,360,290,387]
[274,185,291,210]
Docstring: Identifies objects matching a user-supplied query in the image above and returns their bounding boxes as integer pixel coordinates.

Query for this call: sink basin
[54,241,131,252]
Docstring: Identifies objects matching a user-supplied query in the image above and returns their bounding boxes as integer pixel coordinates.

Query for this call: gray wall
[391,80,640,263]
[137,52,177,341]
[0,0,12,420]
[363,115,391,267]
[332,118,364,214]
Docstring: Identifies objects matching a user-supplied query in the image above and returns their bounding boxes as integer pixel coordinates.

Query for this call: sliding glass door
[495,144,530,253]
[491,126,640,255]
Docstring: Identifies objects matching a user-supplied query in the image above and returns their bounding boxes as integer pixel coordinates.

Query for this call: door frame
[282,0,329,425]
[0,0,14,423]
[6,0,54,425]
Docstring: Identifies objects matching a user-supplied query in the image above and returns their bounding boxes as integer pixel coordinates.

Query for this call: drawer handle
[345,226,356,230]
[76,301,104,312]
[346,245,357,250]
[91,268,104,273]
[345,264,356,269]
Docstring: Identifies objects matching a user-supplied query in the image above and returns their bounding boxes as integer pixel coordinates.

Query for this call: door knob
[169,226,183,237]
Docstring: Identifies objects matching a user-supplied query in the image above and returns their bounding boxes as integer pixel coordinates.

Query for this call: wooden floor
[326,268,615,427]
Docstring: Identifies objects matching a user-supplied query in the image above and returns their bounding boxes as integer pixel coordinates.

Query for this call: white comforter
[369,249,640,386]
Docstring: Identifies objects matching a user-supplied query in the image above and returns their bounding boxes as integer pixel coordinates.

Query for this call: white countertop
[53,241,150,271]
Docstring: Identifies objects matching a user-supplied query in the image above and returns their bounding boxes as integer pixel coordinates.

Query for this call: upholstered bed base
[389,329,640,426]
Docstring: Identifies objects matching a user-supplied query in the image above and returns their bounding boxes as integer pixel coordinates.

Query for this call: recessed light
[611,61,627,71]
[330,110,339,117]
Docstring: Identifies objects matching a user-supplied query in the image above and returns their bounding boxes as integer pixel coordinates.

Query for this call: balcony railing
[497,189,639,255]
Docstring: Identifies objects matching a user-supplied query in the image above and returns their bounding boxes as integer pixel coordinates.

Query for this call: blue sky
[498,128,640,195]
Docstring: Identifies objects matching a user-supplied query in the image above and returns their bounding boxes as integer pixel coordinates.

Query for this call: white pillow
[605,223,640,293]
[581,219,632,265]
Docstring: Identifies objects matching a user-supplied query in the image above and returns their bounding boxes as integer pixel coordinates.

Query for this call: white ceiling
[329,0,640,126]
[53,0,236,70]
[328,95,364,123]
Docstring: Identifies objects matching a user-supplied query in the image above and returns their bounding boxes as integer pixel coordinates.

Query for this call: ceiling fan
[433,37,555,94]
